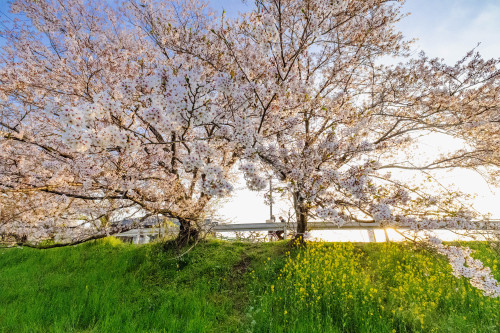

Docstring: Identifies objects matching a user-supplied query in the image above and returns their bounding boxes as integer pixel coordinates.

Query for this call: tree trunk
[291,191,308,246]
[176,218,199,247]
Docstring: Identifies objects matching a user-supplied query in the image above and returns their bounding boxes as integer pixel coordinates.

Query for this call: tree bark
[291,191,308,246]
[176,218,199,247]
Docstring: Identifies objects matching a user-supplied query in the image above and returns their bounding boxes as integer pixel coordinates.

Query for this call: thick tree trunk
[176,218,199,247]
[291,191,308,246]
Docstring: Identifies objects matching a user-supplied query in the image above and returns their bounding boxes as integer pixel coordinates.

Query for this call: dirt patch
[226,252,255,323]
[232,255,251,275]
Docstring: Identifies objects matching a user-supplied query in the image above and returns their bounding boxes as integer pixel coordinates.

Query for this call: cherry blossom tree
[196,0,500,239]
[0,0,238,246]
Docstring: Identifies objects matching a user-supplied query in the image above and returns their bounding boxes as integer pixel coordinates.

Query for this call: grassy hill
[0,238,499,332]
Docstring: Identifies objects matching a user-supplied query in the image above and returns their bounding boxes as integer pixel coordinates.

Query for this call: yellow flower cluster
[253,241,500,332]
[261,242,387,331]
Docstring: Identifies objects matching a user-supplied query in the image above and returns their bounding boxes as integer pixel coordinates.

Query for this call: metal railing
[114,220,500,244]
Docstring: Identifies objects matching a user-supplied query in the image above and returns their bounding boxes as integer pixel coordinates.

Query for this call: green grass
[0,238,498,332]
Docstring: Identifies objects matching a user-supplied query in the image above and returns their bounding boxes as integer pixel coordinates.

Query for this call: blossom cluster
[393,215,483,231]
[371,203,393,222]
[200,164,233,196]
[253,14,279,43]
[239,162,267,191]
[428,237,500,298]
[316,207,346,226]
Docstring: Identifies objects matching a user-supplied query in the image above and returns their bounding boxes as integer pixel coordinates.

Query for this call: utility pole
[269,177,273,221]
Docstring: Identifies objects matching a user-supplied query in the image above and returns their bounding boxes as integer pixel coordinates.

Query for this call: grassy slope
[0,238,498,332]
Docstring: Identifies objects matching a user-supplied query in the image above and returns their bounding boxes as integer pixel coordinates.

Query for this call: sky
[0,2,12,23]
[1,0,500,228]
